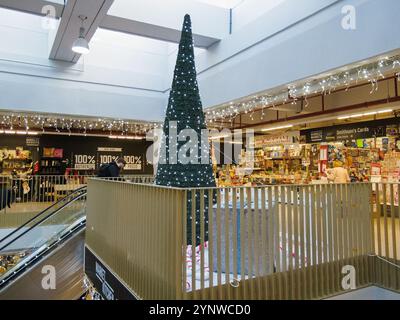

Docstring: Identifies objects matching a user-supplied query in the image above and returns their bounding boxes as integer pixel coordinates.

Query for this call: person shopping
[326,161,350,184]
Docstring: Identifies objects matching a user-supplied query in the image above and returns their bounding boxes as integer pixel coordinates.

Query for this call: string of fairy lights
[205,54,400,127]
[1,56,399,136]
[0,113,161,136]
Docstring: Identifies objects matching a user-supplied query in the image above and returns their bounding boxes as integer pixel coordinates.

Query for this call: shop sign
[386,124,399,136]
[336,127,370,140]
[72,153,143,171]
[302,118,399,143]
[252,131,300,147]
[325,129,336,142]
[73,154,96,170]
[26,137,40,147]
[123,155,142,170]
[35,135,151,174]
[310,130,323,142]
[97,147,122,152]
[99,154,120,165]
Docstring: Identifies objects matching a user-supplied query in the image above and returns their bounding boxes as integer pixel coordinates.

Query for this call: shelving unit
[250,145,305,175]
[39,157,63,175]
[2,158,30,172]
[0,148,32,175]
[216,135,400,186]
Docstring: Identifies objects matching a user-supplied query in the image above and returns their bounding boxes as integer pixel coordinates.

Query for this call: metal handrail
[0,189,87,251]
[0,186,87,244]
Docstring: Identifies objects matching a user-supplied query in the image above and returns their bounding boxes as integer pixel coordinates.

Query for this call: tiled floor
[326,286,400,300]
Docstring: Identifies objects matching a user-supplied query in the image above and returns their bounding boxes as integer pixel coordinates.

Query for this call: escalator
[0,187,87,300]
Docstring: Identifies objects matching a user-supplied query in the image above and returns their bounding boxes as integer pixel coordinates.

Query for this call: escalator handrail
[0,186,87,251]
[0,216,86,289]
[0,187,87,243]
[0,191,87,252]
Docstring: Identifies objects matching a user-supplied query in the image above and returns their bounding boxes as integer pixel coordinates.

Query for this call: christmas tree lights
[155,14,216,246]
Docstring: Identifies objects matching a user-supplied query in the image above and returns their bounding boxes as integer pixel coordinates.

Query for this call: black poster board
[0,134,153,174]
[85,246,137,300]
[41,135,153,175]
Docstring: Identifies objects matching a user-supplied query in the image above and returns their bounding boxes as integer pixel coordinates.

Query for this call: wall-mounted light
[337,109,393,120]
[72,15,90,55]
[262,124,293,132]
[108,135,144,140]
[1,130,39,135]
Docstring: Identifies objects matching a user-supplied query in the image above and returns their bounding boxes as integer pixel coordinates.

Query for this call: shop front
[0,133,154,214]
[215,116,400,187]
[0,133,153,176]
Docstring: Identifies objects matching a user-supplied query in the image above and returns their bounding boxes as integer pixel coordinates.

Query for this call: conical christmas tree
[155,14,216,246]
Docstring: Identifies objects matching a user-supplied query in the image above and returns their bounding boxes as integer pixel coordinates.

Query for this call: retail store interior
[0,0,399,301]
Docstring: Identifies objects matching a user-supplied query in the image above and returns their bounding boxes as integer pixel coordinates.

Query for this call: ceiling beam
[48,0,114,63]
[0,0,223,50]
[100,0,225,48]
[100,15,220,48]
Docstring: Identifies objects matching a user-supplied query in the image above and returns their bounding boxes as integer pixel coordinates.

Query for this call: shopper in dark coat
[0,187,15,211]
[97,157,127,178]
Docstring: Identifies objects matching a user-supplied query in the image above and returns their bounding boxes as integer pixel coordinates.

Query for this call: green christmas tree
[155,14,216,246]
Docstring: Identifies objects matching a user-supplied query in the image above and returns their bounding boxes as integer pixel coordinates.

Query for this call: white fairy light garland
[1,57,399,134]
[206,55,400,126]
[0,113,162,136]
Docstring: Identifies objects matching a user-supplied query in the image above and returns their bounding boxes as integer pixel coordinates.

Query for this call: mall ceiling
[0,0,222,63]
